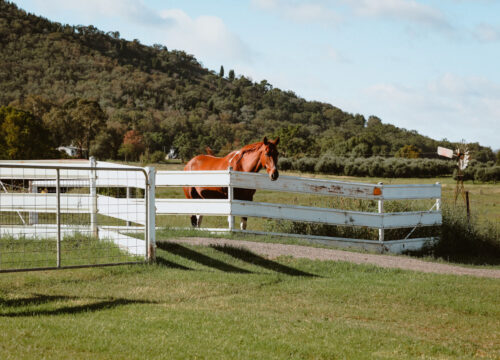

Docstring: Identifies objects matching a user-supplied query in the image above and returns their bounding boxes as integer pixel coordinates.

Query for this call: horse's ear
[273,137,280,146]
[263,136,268,145]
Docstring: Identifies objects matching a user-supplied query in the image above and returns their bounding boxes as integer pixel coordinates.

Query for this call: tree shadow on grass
[0,293,156,317]
[157,242,252,274]
[210,245,318,278]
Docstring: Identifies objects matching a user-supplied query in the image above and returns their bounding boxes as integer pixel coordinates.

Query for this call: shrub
[294,157,316,173]
[278,157,293,171]
[421,205,500,265]
[150,150,166,163]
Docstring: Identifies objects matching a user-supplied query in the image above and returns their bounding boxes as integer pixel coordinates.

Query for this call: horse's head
[261,136,280,181]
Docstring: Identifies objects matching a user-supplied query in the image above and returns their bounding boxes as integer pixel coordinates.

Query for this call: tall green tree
[0,106,56,159]
[395,144,421,159]
[43,99,107,158]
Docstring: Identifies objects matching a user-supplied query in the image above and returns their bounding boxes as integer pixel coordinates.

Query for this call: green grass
[0,234,142,271]
[0,243,499,359]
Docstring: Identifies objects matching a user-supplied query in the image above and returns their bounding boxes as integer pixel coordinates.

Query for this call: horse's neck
[232,147,263,172]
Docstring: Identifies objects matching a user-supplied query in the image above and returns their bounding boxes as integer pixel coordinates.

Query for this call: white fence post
[378,182,384,243]
[29,182,38,225]
[126,187,132,227]
[435,182,441,211]
[56,168,61,268]
[89,156,98,238]
[146,167,156,261]
[227,167,235,231]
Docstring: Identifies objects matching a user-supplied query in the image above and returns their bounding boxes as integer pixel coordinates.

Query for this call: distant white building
[57,145,80,157]
[166,148,178,160]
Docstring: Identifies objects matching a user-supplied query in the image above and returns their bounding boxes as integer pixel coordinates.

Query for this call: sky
[12,0,500,149]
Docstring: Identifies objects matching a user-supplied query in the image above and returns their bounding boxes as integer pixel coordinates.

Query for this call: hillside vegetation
[0,0,497,179]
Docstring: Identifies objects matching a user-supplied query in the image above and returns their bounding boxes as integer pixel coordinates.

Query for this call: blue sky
[13,0,500,149]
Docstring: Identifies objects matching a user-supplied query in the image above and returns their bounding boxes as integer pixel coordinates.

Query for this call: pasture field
[0,240,499,359]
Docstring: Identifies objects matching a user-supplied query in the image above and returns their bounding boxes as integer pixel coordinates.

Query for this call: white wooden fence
[1,160,442,266]
[155,170,442,253]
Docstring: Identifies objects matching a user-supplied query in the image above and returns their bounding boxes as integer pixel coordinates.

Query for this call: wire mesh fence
[0,161,151,272]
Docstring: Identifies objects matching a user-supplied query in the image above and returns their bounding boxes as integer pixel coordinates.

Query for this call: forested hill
[0,0,495,163]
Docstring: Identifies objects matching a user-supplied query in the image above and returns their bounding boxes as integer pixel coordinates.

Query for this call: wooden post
[465,191,470,224]
[227,167,234,231]
[378,182,384,243]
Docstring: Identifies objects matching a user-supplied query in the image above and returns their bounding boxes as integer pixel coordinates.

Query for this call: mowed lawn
[1,241,499,359]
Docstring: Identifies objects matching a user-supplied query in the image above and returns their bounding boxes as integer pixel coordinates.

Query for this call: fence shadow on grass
[155,256,193,270]
[210,245,318,278]
[0,294,155,317]
[157,242,252,274]
[0,294,78,308]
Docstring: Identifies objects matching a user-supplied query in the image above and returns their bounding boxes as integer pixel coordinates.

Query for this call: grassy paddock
[0,234,141,271]
[0,242,498,359]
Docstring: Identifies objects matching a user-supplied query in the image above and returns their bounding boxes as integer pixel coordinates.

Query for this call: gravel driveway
[166,237,500,279]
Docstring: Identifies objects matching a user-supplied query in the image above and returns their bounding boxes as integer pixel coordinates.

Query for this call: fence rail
[155,169,442,253]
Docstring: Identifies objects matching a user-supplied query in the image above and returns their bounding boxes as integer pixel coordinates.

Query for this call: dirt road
[167,237,500,279]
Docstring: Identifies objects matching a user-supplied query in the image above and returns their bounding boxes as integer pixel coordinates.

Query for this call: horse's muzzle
[270,170,279,181]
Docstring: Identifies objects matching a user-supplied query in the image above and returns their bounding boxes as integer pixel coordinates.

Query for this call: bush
[277,155,500,181]
[283,156,455,178]
[140,150,165,164]
[314,155,344,174]
[474,166,500,182]
[420,205,500,265]
[150,150,166,163]
[278,157,293,171]
[294,157,316,173]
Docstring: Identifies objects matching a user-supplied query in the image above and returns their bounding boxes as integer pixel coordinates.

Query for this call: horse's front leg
[240,217,247,230]
[190,215,203,228]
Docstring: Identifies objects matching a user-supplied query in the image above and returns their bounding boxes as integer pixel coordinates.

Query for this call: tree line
[0,0,497,180]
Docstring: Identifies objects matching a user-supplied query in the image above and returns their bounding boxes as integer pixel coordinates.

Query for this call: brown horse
[183,136,280,229]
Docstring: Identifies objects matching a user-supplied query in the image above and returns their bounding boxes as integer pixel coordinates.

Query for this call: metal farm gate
[0,159,156,273]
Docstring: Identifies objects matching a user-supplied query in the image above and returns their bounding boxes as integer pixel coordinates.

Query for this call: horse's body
[183,137,280,229]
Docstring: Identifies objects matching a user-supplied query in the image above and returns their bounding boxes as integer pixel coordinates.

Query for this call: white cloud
[346,0,451,29]
[32,0,166,25]
[158,9,253,64]
[251,0,279,11]
[473,23,500,42]
[30,0,252,65]
[364,74,500,147]
[251,0,341,26]
[326,46,351,63]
